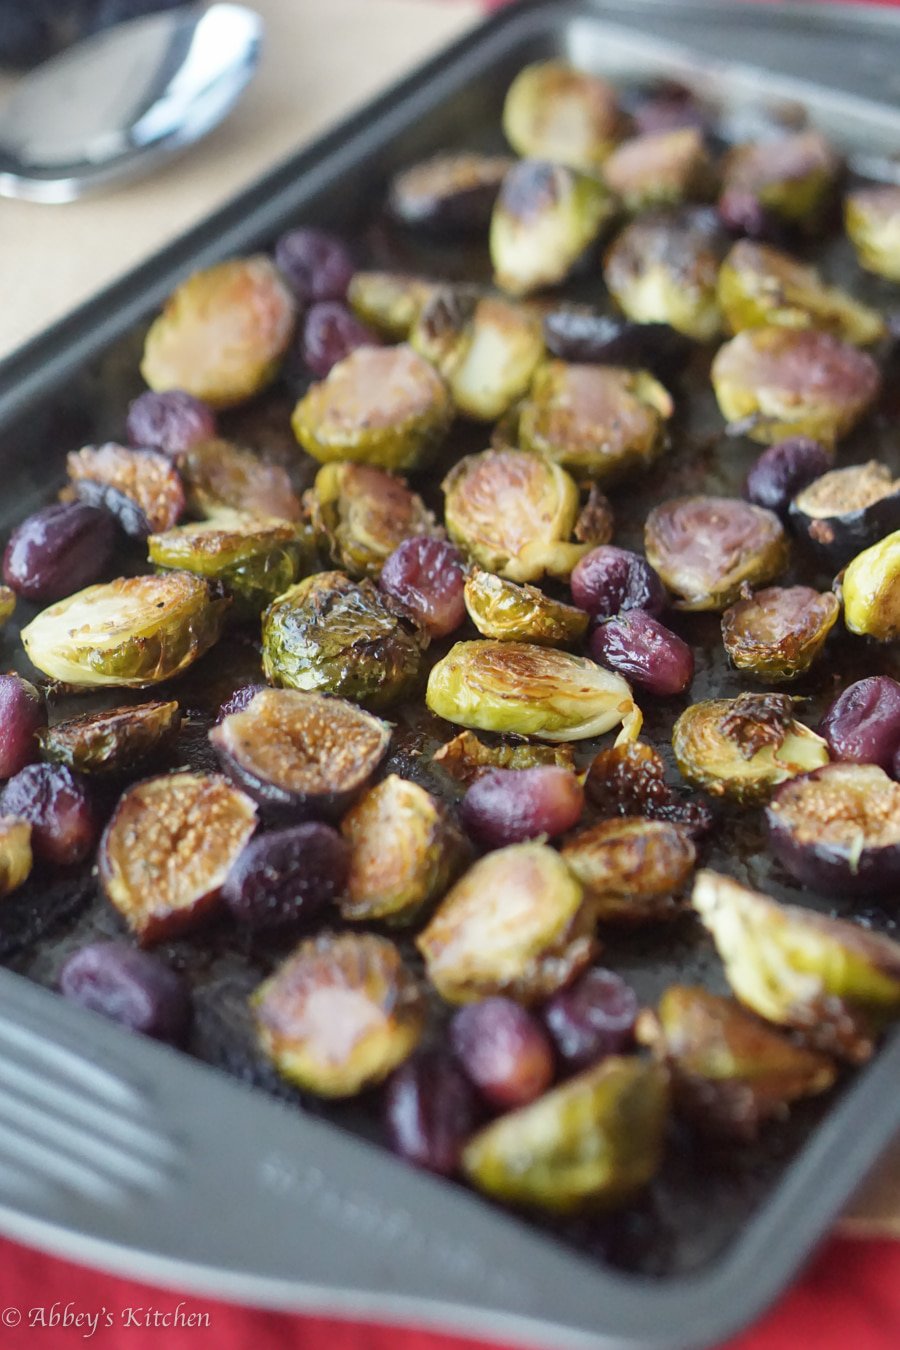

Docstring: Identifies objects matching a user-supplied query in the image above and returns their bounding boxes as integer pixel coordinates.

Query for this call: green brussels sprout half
[38,701,181,776]
[464,569,589,647]
[443,448,586,582]
[417,841,595,1004]
[432,730,576,785]
[692,869,900,1062]
[502,61,624,170]
[262,571,427,708]
[304,462,438,579]
[148,510,303,617]
[717,240,884,346]
[720,131,840,232]
[178,439,302,523]
[637,985,836,1140]
[673,694,829,803]
[291,345,453,472]
[841,530,900,641]
[141,256,296,408]
[603,128,715,213]
[347,272,439,340]
[490,160,618,298]
[427,640,642,743]
[0,817,32,897]
[603,208,726,341]
[462,1056,670,1213]
[645,495,788,612]
[561,817,696,925]
[845,186,900,282]
[518,361,673,486]
[21,573,228,689]
[721,586,839,682]
[0,586,14,626]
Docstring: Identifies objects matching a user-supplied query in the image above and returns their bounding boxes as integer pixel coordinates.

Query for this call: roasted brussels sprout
[490,160,617,297]
[262,571,427,708]
[692,869,900,1062]
[502,61,624,169]
[845,185,900,281]
[710,327,881,447]
[0,586,13,626]
[721,586,839,682]
[645,495,788,611]
[67,443,185,539]
[464,570,588,646]
[388,152,514,233]
[543,309,694,382]
[100,773,257,945]
[561,817,696,924]
[462,1056,669,1213]
[603,208,726,341]
[21,573,228,688]
[339,775,466,926]
[210,688,390,819]
[790,462,900,567]
[673,694,830,803]
[585,741,715,839]
[841,530,900,641]
[427,640,642,744]
[719,131,840,233]
[0,817,32,897]
[148,511,302,616]
[637,985,836,1140]
[417,842,595,1005]
[432,731,576,785]
[38,701,181,776]
[443,449,586,582]
[517,361,673,486]
[718,241,884,346]
[603,128,714,212]
[252,932,425,1097]
[179,439,301,523]
[291,345,453,472]
[346,272,438,341]
[304,462,437,580]
[141,256,296,408]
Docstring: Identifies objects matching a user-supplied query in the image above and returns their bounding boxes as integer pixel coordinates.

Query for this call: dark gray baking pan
[2,3,900,1348]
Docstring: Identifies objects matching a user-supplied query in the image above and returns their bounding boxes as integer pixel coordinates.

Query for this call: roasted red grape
[0,674,45,780]
[3,501,116,602]
[590,611,694,697]
[379,536,466,638]
[274,228,354,307]
[543,969,639,1070]
[744,438,832,517]
[0,763,97,866]
[384,1049,480,1175]
[59,941,191,1045]
[300,302,380,377]
[570,545,666,619]
[450,997,554,1109]
[460,766,584,848]
[820,677,900,773]
[542,312,693,381]
[222,822,349,929]
[718,188,783,242]
[126,389,217,456]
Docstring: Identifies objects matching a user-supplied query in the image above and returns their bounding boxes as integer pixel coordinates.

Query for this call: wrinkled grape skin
[59,942,191,1045]
[274,228,355,307]
[450,997,555,1109]
[222,823,349,930]
[379,536,466,638]
[126,390,217,456]
[744,438,832,516]
[820,677,900,773]
[384,1049,480,1175]
[590,610,694,697]
[544,969,639,1070]
[300,302,381,378]
[216,683,268,723]
[460,767,584,848]
[3,502,116,603]
[570,545,667,619]
[0,764,96,866]
[0,674,45,780]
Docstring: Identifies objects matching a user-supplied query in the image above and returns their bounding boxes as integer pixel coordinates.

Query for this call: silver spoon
[0,3,263,203]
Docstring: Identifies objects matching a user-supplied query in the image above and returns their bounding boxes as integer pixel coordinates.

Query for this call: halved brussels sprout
[721,586,839,682]
[388,152,514,234]
[410,292,544,421]
[692,869,900,1062]
[347,272,439,341]
[303,462,437,580]
[417,842,595,1004]
[585,741,715,838]
[490,160,617,298]
[443,449,586,582]
[0,586,14,626]
[38,701,181,775]
[603,208,726,341]
[561,817,696,924]
[67,444,185,539]
[673,694,830,802]
[637,985,836,1140]
[339,775,466,926]
[100,772,257,945]
[0,817,32,897]
[717,240,885,346]
[502,61,624,170]
[645,495,788,611]
[291,345,453,472]
[710,327,881,447]
[841,530,900,641]
[141,256,296,408]
[148,511,302,616]
[427,640,642,744]
[462,1056,669,1213]
[791,462,900,568]
[179,439,302,523]
[262,571,427,708]
[719,131,841,232]
[845,185,900,281]
[21,573,228,688]
[518,361,673,486]
[252,932,425,1097]
[464,569,589,646]
[603,128,714,212]
[210,687,391,818]
[432,731,576,785]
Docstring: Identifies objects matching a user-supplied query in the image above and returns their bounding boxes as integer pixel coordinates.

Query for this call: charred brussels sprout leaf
[262,571,427,708]
[721,586,839,682]
[561,817,696,924]
[427,640,642,744]
[673,695,829,802]
[21,573,228,688]
[141,257,296,408]
[67,444,185,539]
[0,586,14,626]
[148,511,302,617]
[291,345,453,472]
[417,842,595,1004]
[38,701,181,776]
[305,462,438,580]
[179,439,302,523]
[845,186,900,281]
[719,131,840,233]
[347,272,439,341]
[0,817,32,897]
[388,152,514,234]
[645,495,788,611]
[462,1056,669,1213]
[502,61,624,170]
[464,569,589,646]
[841,530,900,642]
[790,462,900,567]
[604,208,726,341]
[692,870,900,1062]
[603,128,714,212]
[252,932,425,1097]
[432,731,576,785]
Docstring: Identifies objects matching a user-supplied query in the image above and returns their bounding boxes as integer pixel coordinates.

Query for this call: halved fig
[432,731,576,785]
[463,569,589,647]
[789,461,900,566]
[67,443,184,539]
[388,152,514,233]
[252,931,425,1097]
[304,461,438,580]
[38,701,182,776]
[561,817,696,924]
[347,272,439,341]
[766,763,900,897]
[584,741,714,838]
[645,495,788,611]
[0,817,32,897]
[99,772,257,945]
[210,687,391,819]
[721,585,839,682]
[179,439,302,523]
